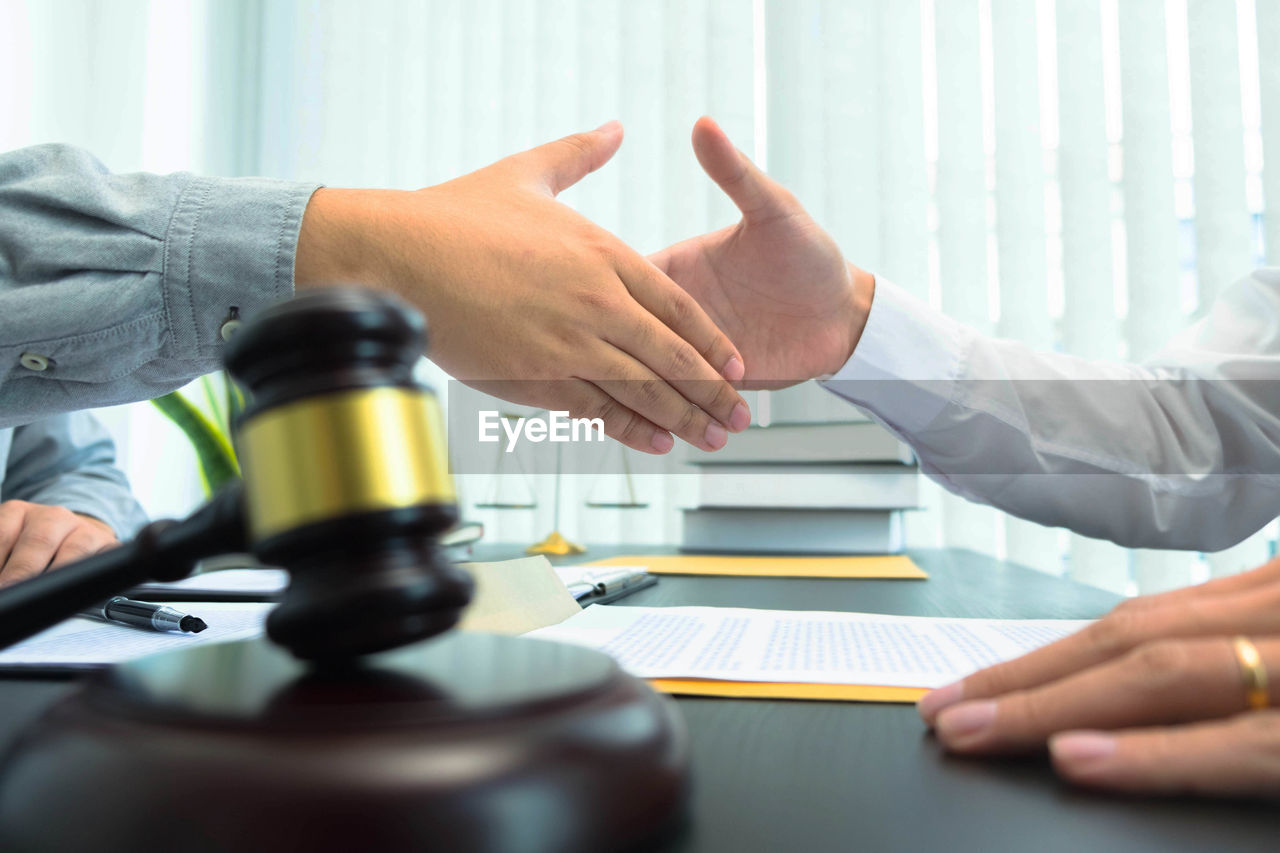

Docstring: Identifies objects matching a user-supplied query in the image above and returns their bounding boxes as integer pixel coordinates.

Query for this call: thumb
[514,120,625,196]
[692,115,796,222]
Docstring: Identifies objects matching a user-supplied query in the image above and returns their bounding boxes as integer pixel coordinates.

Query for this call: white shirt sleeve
[819,270,1280,551]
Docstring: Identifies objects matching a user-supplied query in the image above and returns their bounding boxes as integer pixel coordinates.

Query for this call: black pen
[78,596,208,634]
[567,570,650,600]
[568,573,658,605]
[595,571,651,594]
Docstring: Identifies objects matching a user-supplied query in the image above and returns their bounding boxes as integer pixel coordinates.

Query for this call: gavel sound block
[0,291,688,852]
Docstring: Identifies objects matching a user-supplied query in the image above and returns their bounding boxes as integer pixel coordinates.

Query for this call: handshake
[295,117,875,455]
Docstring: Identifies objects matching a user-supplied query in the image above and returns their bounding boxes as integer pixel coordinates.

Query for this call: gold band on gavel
[238,387,455,543]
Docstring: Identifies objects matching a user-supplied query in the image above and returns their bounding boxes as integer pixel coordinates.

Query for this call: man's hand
[296,121,751,454]
[649,117,875,389]
[0,501,119,588]
[918,559,1280,798]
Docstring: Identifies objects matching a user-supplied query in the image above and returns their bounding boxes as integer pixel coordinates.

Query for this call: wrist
[822,263,875,377]
[295,188,406,291]
[72,512,117,539]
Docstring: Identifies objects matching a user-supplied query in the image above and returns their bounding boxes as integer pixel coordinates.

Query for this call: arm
[0,412,148,586]
[824,272,1280,551]
[0,128,751,453]
[0,143,315,424]
[654,116,1280,552]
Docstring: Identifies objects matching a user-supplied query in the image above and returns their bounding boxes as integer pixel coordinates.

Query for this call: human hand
[295,121,751,454]
[649,117,875,389]
[0,500,119,588]
[918,560,1280,798]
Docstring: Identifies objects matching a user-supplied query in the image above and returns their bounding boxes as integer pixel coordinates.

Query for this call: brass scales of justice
[476,415,651,558]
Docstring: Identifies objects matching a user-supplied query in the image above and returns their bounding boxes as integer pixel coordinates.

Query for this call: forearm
[821,275,1280,551]
[0,144,317,426]
[295,187,402,289]
[293,187,450,336]
[292,185,492,379]
[3,414,148,539]
[13,469,147,541]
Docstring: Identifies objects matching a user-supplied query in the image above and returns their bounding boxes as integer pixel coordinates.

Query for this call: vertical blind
[1,0,1274,594]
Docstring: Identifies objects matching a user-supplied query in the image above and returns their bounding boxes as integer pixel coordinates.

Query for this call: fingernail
[936,700,997,741]
[722,356,745,382]
[917,680,964,724]
[1051,732,1116,768]
[650,431,675,453]
[596,119,622,133]
[704,422,728,450]
[729,402,751,432]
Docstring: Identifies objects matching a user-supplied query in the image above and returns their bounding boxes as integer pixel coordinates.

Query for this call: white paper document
[0,602,273,671]
[527,605,1092,688]
[132,568,290,596]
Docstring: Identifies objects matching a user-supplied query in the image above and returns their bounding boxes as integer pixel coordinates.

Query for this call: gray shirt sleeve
[2,413,149,539]
[0,144,319,428]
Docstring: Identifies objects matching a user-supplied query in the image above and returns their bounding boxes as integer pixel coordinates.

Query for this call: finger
[461,377,676,454]
[1114,556,1280,614]
[647,245,674,276]
[935,637,1280,754]
[507,121,625,196]
[563,379,675,455]
[589,343,737,452]
[0,507,78,587]
[919,581,1280,724]
[616,253,748,385]
[692,115,798,224]
[1050,712,1280,797]
[0,501,28,567]
[50,526,118,570]
[596,321,748,441]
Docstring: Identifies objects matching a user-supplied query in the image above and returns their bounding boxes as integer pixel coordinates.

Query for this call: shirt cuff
[819,277,971,434]
[162,176,320,360]
[35,482,149,540]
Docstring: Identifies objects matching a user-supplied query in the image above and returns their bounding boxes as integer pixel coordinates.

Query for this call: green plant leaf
[151,391,240,495]
[199,374,226,433]
[226,375,245,424]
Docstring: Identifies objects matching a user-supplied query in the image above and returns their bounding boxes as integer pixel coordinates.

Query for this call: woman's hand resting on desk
[0,500,119,588]
[918,559,1280,798]
[295,121,751,455]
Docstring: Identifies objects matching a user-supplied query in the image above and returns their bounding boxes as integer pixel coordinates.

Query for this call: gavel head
[223,289,473,662]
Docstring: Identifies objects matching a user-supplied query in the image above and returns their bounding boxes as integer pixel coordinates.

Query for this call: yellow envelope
[585,554,927,580]
[648,679,928,703]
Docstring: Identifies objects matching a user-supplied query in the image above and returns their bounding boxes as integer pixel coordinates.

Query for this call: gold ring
[1231,636,1270,711]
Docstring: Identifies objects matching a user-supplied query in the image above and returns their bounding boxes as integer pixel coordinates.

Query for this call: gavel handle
[0,484,248,650]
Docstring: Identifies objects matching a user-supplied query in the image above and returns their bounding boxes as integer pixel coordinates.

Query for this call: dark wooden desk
[2,548,1277,851]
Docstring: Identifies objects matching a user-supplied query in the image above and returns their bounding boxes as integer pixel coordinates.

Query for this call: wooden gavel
[0,290,688,853]
[0,288,473,661]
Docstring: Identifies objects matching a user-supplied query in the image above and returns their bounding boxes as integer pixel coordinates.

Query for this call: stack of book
[681,421,920,554]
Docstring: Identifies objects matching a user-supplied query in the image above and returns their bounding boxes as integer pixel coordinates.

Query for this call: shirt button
[219,319,243,341]
[19,352,50,372]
